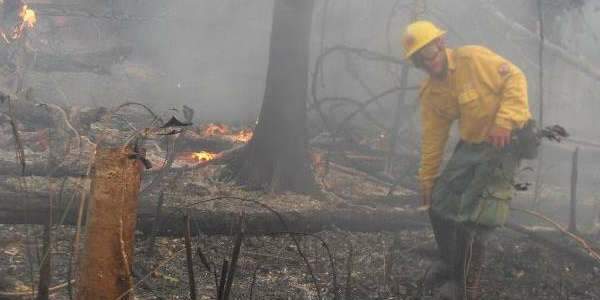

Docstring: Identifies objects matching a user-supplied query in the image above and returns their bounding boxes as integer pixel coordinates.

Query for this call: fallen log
[0,191,598,267]
[0,192,426,235]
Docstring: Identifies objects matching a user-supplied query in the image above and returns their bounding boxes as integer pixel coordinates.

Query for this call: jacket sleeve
[419,97,453,191]
[470,48,531,130]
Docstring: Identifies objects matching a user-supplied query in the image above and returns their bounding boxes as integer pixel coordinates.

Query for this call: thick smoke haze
[22,0,600,221]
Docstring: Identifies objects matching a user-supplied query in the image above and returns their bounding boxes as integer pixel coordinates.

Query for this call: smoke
[19,0,600,219]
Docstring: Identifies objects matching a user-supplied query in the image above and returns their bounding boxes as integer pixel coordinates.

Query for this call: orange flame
[201,123,253,143]
[4,4,37,42]
[202,123,230,136]
[234,128,253,143]
[20,5,37,29]
[191,151,216,162]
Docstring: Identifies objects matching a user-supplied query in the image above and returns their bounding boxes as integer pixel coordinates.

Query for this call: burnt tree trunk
[226,0,317,194]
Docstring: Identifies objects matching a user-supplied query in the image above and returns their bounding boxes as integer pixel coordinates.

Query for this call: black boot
[465,234,486,299]
[450,226,488,300]
[451,225,473,300]
[427,211,456,283]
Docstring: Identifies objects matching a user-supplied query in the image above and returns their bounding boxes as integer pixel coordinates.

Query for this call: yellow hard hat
[402,21,446,59]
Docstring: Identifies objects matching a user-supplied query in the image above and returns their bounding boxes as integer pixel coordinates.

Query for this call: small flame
[201,123,253,143]
[234,128,253,143]
[191,151,216,162]
[203,123,230,136]
[4,4,37,42]
[20,5,37,28]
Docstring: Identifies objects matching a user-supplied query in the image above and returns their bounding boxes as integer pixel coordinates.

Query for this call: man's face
[414,40,447,78]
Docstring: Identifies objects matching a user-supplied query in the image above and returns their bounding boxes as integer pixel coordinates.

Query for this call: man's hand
[487,125,511,148]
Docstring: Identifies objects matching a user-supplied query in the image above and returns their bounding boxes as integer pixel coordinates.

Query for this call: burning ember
[203,123,230,136]
[234,128,253,143]
[201,123,253,143]
[2,4,37,42]
[19,5,37,29]
[191,151,216,162]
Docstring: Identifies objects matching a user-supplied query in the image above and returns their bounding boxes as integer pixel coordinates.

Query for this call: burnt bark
[226,0,317,194]
[0,192,426,235]
[0,191,598,267]
[76,147,141,300]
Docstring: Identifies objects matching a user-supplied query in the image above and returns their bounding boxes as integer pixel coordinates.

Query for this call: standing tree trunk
[226,0,317,194]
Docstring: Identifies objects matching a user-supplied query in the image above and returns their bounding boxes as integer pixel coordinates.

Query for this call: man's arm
[471,48,531,130]
[469,47,531,147]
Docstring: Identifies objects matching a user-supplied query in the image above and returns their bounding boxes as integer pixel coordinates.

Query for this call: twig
[36,223,52,300]
[511,207,600,263]
[5,103,26,175]
[222,213,245,300]
[196,244,212,272]
[268,231,339,300]
[173,196,324,300]
[344,241,354,300]
[140,134,178,196]
[311,45,409,132]
[114,247,188,300]
[249,263,260,300]
[110,102,161,122]
[119,217,134,296]
[0,280,75,298]
[147,192,166,256]
[39,103,82,164]
[217,260,229,300]
[569,147,579,233]
[184,215,197,300]
[131,265,162,299]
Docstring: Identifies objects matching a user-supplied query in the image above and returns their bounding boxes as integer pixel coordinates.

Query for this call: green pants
[431,142,519,227]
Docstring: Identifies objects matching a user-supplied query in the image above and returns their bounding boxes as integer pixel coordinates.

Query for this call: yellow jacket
[419,46,531,190]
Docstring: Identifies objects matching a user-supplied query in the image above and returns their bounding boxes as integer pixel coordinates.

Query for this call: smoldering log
[0,190,598,266]
[0,192,426,234]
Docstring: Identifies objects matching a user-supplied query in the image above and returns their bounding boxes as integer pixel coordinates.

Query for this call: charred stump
[76,147,142,300]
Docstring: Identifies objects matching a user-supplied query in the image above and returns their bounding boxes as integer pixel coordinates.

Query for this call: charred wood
[0,193,425,235]
[0,191,598,267]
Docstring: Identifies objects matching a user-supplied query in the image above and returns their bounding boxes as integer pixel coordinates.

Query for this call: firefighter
[402,21,532,299]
